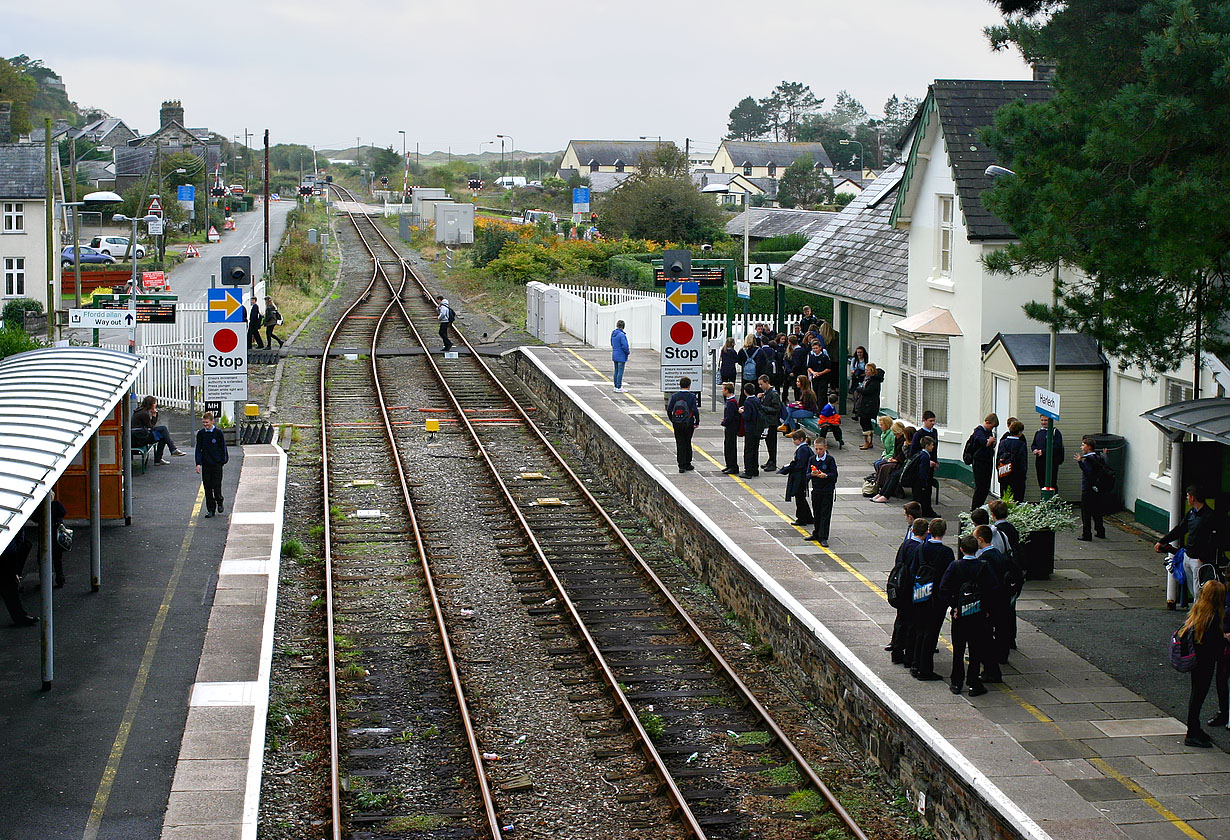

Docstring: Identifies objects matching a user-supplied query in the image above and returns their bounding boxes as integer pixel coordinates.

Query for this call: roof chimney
[160,100,184,129]
[0,102,11,143]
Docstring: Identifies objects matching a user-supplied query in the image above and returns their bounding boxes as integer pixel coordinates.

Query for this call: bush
[755,234,808,252]
[2,298,43,331]
[749,250,798,264]
[472,223,519,268]
[608,255,654,289]
[0,326,46,360]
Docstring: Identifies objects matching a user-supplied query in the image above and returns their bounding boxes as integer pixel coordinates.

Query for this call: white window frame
[4,257,26,297]
[937,195,954,276]
[1160,377,1194,475]
[3,202,25,233]
[898,335,950,426]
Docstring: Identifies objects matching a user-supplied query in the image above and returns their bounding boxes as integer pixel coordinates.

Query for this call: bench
[131,442,153,474]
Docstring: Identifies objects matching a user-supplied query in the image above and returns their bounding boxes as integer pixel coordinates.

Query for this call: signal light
[220,255,251,287]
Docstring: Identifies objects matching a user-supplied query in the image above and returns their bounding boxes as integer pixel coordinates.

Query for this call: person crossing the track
[437,296,456,352]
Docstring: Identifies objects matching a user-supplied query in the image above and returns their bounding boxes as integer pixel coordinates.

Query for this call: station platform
[523,343,1230,840]
[0,416,284,840]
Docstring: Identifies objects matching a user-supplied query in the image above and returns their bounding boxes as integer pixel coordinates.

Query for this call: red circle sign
[669,321,694,345]
[212,328,238,353]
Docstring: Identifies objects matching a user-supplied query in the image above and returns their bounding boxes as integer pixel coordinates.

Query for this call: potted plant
[218,413,238,446]
[960,495,1079,580]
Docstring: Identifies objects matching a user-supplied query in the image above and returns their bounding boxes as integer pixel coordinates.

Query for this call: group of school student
[887,499,1024,697]
[719,310,840,409]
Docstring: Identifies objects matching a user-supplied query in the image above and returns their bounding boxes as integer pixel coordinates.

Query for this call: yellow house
[710,141,833,179]
[558,140,674,177]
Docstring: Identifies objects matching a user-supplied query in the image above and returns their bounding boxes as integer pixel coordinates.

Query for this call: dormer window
[614,159,625,173]
[767,163,776,177]
[588,159,599,173]
[742,161,753,176]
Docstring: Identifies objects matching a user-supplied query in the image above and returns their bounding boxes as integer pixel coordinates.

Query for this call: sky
[2,0,1029,156]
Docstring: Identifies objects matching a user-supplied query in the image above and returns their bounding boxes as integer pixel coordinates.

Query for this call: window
[614,160,624,173]
[898,337,950,425]
[938,195,953,276]
[3,202,24,233]
[589,162,599,173]
[1160,377,1194,475]
[767,163,777,177]
[3,257,25,297]
[743,164,753,176]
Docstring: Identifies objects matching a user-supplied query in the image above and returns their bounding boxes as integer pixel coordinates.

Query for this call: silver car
[90,235,146,259]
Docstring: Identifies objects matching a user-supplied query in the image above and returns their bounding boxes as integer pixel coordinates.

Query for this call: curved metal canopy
[1141,397,1230,446]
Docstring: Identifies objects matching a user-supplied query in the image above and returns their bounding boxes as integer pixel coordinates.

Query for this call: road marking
[560,350,1204,837]
[82,486,204,840]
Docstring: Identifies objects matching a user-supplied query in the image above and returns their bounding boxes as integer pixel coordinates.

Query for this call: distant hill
[2,55,80,132]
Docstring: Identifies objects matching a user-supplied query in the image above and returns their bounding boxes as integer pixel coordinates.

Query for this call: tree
[598,171,725,243]
[777,154,833,209]
[882,93,923,150]
[981,0,1230,374]
[828,90,868,133]
[762,81,823,141]
[727,96,769,140]
[0,57,36,134]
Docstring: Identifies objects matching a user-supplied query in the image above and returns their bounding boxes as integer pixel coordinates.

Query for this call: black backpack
[669,395,692,427]
[1093,453,1116,495]
[447,306,457,324]
[962,428,981,465]
[898,451,926,489]
[887,561,908,608]
[913,550,936,605]
[957,561,987,618]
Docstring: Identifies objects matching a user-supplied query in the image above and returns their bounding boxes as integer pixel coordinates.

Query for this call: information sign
[176,185,195,202]
[1034,386,1061,420]
[147,217,164,236]
[654,264,726,287]
[572,187,590,214]
[748,263,785,284]
[203,322,248,401]
[659,315,704,392]
[93,294,177,324]
[68,308,131,329]
[737,280,751,300]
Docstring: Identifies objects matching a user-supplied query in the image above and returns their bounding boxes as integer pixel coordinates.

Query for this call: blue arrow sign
[207,288,245,323]
[665,282,700,316]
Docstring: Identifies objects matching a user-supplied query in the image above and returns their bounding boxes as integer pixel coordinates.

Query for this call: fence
[95,304,209,411]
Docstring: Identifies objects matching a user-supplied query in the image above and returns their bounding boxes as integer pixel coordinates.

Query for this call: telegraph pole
[263,129,270,274]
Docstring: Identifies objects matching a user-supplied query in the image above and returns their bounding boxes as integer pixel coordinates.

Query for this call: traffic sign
[208,226,221,242]
[203,322,248,401]
[147,196,163,217]
[185,244,200,258]
[1035,386,1061,420]
[737,280,751,300]
[208,289,245,322]
[148,217,164,236]
[665,282,699,316]
[142,270,168,290]
[659,315,703,392]
[176,185,195,202]
[68,308,132,329]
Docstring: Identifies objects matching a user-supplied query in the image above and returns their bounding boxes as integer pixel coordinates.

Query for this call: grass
[267,201,337,334]
[785,789,827,813]
[281,538,304,559]
[759,763,803,786]
[308,523,324,538]
[384,814,451,832]
[734,730,773,747]
[348,776,394,810]
[638,712,665,740]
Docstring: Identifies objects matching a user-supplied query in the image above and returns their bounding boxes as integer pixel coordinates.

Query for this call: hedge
[748,250,798,264]
[608,255,654,289]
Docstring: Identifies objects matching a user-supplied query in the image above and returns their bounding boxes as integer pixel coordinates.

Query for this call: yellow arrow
[667,284,697,311]
[209,293,241,319]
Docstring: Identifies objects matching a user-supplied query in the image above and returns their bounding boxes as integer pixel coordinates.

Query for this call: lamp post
[985,163,1060,500]
[838,138,863,177]
[478,140,493,184]
[62,191,124,308]
[497,133,514,216]
[110,211,162,353]
[398,130,407,202]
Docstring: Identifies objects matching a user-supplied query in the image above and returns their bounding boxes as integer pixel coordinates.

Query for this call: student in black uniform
[1076,435,1108,540]
[973,525,1008,683]
[757,375,782,472]
[989,499,1023,654]
[887,502,925,666]
[996,419,1030,503]
[911,435,938,518]
[666,377,699,473]
[195,411,230,518]
[969,413,998,510]
[938,534,1000,697]
[719,382,740,474]
[739,383,762,478]
[1031,416,1064,491]
[807,436,838,546]
[779,429,814,527]
[910,518,954,680]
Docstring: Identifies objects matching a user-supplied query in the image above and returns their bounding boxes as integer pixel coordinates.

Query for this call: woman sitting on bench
[133,395,186,465]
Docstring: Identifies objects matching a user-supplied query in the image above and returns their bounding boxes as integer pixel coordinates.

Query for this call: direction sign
[68,308,131,329]
[208,289,245,322]
[147,196,163,217]
[176,185,195,202]
[660,315,704,392]
[1034,386,1061,420]
[665,281,699,316]
[203,322,248,401]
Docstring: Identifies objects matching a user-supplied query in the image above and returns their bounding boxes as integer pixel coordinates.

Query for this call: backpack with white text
[956,562,987,618]
[913,549,936,605]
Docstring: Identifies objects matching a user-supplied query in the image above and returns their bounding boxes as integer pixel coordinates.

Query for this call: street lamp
[478,140,493,184]
[62,190,124,308]
[398,130,407,202]
[496,133,514,182]
[985,163,1061,500]
[839,138,863,178]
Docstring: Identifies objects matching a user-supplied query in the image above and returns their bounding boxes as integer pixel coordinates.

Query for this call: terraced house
[0,102,64,311]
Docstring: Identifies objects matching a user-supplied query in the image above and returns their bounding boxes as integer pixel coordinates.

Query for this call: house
[0,102,64,311]
[709,141,833,179]
[77,117,137,149]
[697,172,777,207]
[558,140,672,178]
[114,101,219,192]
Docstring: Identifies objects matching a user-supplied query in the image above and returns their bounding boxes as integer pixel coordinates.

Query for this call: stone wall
[508,348,1048,840]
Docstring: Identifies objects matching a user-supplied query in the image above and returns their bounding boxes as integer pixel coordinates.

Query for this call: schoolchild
[778,429,815,527]
[1076,435,1108,540]
[739,382,762,478]
[996,419,1030,503]
[757,375,782,472]
[807,436,838,546]
[814,392,844,448]
[910,435,938,517]
[719,382,740,474]
[938,534,1000,697]
[1179,581,1227,748]
[989,499,1023,653]
[910,518,954,680]
[887,502,925,665]
[969,413,998,510]
[666,377,699,473]
[910,411,938,455]
[788,336,808,400]
[973,525,1007,682]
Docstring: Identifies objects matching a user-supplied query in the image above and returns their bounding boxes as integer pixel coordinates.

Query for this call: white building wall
[0,198,53,307]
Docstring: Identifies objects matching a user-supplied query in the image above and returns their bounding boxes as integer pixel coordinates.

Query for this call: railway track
[318,185,870,840]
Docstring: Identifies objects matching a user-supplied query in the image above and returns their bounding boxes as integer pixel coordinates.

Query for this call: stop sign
[669,321,694,345]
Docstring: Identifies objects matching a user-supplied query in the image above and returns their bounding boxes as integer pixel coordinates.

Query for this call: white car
[90,235,146,259]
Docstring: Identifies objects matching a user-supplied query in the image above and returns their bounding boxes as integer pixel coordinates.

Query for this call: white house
[1,103,64,313]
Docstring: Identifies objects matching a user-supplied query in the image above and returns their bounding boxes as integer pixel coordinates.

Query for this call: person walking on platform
[911,518,954,680]
[264,296,285,349]
[887,502,924,664]
[757,375,782,472]
[667,377,699,473]
[939,534,1000,697]
[437,297,456,352]
[195,411,230,518]
[719,338,737,388]
[807,436,838,546]
[989,500,1023,653]
[1031,416,1064,491]
[972,525,1009,682]
[610,320,630,393]
[854,362,883,449]
[246,297,264,350]
[720,382,740,474]
[739,382,762,478]
[1179,580,1227,748]
[779,429,815,527]
[132,395,186,464]
[1076,435,1109,541]
[968,413,998,510]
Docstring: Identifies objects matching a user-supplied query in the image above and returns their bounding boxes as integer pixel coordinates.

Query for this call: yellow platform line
[560,349,1203,838]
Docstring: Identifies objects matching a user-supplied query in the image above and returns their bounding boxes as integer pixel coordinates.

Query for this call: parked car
[89,235,146,259]
[229,184,245,195]
[61,246,117,268]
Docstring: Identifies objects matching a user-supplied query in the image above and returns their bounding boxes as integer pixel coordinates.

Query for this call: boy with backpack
[938,533,1001,697]
[666,377,699,473]
[989,500,1024,656]
[437,297,457,352]
[886,503,925,666]
[757,375,782,472]
[911,518,955,681]
[1076,435,1111,540]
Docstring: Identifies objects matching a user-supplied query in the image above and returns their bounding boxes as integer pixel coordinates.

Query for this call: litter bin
[1090,432,1126,513]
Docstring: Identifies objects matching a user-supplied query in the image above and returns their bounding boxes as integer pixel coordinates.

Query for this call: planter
[220,427,238,446]
[1022,528,1055,580]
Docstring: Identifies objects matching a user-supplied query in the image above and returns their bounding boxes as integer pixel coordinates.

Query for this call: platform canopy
[1141,397,1230,446]
[0,347,145,553]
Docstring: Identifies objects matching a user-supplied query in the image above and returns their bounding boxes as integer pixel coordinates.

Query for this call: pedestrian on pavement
[939,534,1000,697]
[887,502,925,664]
[246,297,264,349]
[779,429,815,527]
[132,395,186,464]
[1031,416,1064,491]
[719,338,738,386]
[263,296,285,349]
[0,528,36,626]
[611,320,630,392]
[720,382,740,474]
[1076,435,1109,541]
[740,382,762,478]
[737,334,758,390]
[996,419,1029,502]
[807,436,838,546]
[853,362,883,449]
[910,517,954,680]
[436,297,456,352]
[849,345,869,391]
[989,499,1023,653]
[666,377,699,473]
[1179,580,1227,748]
[973,525,1008,682]
[757,375,782,472]
[805,340,832,398]
[911,435,938,518]
[969,413,999,510]
[195,411,229,518]
[1157,485,1221,609]
[798,305,819,338]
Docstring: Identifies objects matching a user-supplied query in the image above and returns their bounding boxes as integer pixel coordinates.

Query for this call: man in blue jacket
[610,320,630,393]
[195,411,230,518]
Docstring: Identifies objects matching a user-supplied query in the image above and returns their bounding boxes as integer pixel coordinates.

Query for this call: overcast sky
[4,0,1028,156]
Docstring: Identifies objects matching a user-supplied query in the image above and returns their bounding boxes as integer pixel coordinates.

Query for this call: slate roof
[587,171,633,193]
[724,208,837,239]
[78,159,115,182]
[720,141,833,170]
[928,79,1053,241]
[984,333,1106,370]
[772,163,908,313]
[568,140,672,167]
[0,144,54,199]
[114,146,156,177]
